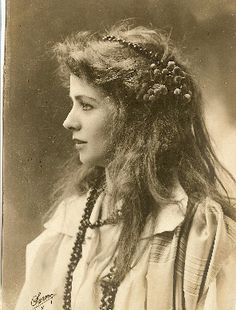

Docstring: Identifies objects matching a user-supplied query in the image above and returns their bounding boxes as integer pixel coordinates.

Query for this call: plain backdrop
[3,0,236,308]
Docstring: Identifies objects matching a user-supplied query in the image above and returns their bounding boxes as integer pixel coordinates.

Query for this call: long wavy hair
[52,22,235,283]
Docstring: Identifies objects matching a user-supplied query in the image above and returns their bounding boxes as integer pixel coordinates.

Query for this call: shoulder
[187,196,236,253]
[190,196,236,239]
[184,196,236,296]
[44,193,88,236]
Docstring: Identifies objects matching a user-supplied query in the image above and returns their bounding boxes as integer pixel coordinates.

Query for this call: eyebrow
[70,95,97,103]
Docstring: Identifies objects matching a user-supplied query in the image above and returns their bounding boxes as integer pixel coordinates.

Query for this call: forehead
[69,74,104,100]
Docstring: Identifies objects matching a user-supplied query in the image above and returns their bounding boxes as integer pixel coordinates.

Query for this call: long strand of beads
[62,184,103,310]
[63,179,122,310]
[87,204,123,228]
[99,266,119,310]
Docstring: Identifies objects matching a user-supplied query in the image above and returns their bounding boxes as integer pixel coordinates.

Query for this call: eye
[79,101,93,111]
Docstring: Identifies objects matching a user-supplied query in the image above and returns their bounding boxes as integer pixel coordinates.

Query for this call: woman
[15,23,236,310]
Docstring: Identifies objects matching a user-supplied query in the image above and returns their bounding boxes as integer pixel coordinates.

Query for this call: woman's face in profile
[63,74,115,167]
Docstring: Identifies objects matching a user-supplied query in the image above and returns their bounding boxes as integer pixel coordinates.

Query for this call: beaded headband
[102,35,192,104]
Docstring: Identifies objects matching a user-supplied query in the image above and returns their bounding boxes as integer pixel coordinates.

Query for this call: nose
[63,108,81,131]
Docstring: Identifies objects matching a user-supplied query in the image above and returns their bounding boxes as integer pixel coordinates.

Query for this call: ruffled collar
[44,182,188,238]
[141,182,188,238]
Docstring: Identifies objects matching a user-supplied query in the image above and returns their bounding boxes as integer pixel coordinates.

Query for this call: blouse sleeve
[185,197,236,310]
[15,195,86,310]
[196,248,236,310]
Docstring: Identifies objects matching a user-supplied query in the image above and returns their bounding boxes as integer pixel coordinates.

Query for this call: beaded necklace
[63,182,121,310]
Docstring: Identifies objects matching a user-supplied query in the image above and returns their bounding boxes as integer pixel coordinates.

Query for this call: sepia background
[3,0,236,308]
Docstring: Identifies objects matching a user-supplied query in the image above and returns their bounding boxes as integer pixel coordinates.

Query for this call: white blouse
[15,185,236,310]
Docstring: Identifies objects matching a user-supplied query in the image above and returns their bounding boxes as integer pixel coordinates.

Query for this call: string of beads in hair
[63,179,122,310]
[102,35,192,105]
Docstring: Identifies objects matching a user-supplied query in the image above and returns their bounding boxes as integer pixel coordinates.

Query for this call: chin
[79,156,106,168]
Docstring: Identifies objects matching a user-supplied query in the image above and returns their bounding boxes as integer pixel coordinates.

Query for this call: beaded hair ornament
[102,35,192,105]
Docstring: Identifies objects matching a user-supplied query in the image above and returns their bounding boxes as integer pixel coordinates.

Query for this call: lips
[73,138,87,144]
[73,138,87,151]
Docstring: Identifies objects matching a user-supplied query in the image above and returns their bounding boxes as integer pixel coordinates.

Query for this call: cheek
[91,119,114,154]
[93,110,114,138]
[93,122,110,146]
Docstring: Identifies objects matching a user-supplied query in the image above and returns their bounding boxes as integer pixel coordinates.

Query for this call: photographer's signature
[31,292,56,309]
